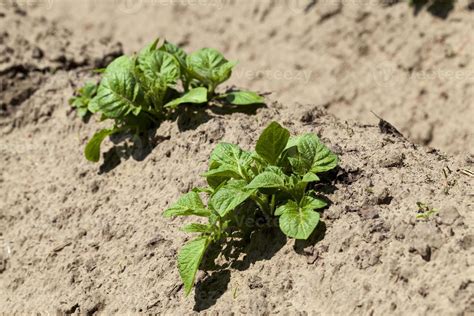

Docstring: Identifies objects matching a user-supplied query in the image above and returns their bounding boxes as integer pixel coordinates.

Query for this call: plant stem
[142,110,161,125]
[252,194,271,217]
[270,194,276,215]
[208,83,216,97]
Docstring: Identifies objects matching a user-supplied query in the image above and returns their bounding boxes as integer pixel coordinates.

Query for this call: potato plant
[70,39,264,162]
[164,121,338,295]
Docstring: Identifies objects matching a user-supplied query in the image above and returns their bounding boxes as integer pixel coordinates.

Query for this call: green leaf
[79,82,98,98]
[275,200,298,216]
[138,50,181,85]
[88,97,100,113]
[178,236,210,296]
[210,180,255,217]
[300,195,327,210]
[205,143,253,188]
[138,38,160,58]
[104,55,136,76]
[163,192,211,217]
[160,41,188,71]
[137,39,160,67]
[203,165,241,189]
[278,201,320,239]
[297,134,338,174]
[182,223,212,233]
[84,128,119,162]
[246,171,285,189]
[202,165,241,179]
[77,107,89,117]
[285,175,308,201]
[288,156,311,175]
[95,71,144,118]
[164,87,208,109]
[186,48,237,88]
[255,121,290,165]
[209,143,252,168]
[192,187,214,194]
[222,91,264,105]
[213,61,237,84]
[69,82,98,117]
[301,172,320,183]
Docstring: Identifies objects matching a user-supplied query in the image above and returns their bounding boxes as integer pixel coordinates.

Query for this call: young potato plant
[72,39,264,162]
[164,121,338,296]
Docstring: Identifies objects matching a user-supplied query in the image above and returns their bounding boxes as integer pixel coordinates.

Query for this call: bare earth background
[0,0,473,314]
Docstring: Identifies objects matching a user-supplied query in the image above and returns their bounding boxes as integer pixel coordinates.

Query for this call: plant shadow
[411,0,454,19]
[294,221,327,255]
[97,101,266,173]
[193,270,231,312]
[192,165,337,311]
[176,102,266,132]
[193,218,328,311]
[193,226,286,312]
[98,131,170,174]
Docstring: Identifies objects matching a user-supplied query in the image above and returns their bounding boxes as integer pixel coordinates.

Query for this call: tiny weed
[416,202,438,219]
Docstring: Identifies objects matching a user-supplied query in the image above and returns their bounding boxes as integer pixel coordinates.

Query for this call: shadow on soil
[193,227,288,311]
[97,102,266,174]
[192,168,343,310]
[411,0,455,19]
[193,187,337,311]
[193,222,329,311]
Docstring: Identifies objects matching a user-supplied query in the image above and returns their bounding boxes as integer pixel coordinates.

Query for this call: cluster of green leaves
[164,121,338,296]
[69,82,98,118]
[70,39,264,162]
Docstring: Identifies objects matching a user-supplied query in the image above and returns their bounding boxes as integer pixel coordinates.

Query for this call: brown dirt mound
[1,2,473,315]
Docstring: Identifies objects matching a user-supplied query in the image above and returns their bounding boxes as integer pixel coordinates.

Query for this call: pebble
[380,153,405,168]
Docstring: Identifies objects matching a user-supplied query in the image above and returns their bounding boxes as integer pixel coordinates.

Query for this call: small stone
[75,229,87,240]
[84,259,96,272]
[380,153,405,168]
[459,235,473,250]
[300,110,314,123]
[375,188,392,205]
[409,242,431,261]
[325,208,341,220]
[306,251,319,264]
[90,180,100,193]
[248,275,263,289]
[32,47,43,59]
[359,208,379,219]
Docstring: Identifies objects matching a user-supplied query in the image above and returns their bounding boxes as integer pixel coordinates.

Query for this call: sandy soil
[0,1,473,315]
[25,0,474,155]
